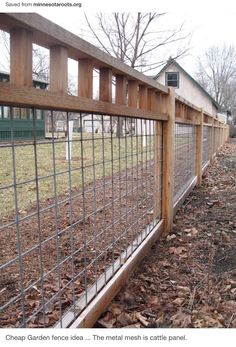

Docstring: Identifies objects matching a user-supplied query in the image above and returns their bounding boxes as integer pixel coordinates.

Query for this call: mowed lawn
[0,133,154,218]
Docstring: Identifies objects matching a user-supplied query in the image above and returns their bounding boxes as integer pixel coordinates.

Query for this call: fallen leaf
[169,246,187,255]
[176,285,190,293]
[149,297,159,306]
[108,304,122,316]
[136,313,149,327]
[191,227,198,237]
[160,259,172,267]
[117,312,136,326]
[97,318,116,328]
[222,231,230,242]
[166,234,177,241]
[170,311,191,327]
[231,318,236,328]
[172,297,185,305]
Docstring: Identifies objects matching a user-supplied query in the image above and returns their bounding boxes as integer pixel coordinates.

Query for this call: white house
[153,58,222,118]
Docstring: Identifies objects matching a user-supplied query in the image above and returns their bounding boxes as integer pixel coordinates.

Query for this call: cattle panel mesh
[174,123,196,203]
[0,107,163,328]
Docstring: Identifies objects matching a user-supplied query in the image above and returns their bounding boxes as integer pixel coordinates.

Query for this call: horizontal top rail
[0,82,168,120]
[0,13,168,94]
[175,95,201,113]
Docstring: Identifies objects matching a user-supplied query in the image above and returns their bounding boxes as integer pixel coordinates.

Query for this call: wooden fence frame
[0,13,230,328]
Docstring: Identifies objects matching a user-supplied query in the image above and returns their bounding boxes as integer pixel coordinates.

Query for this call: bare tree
[195,45,236,136]
[195,45,236,109]
[85,12,191,73]
[85,12,191,137]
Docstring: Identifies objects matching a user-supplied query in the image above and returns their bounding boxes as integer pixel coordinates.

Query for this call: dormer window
[165,72,179,88]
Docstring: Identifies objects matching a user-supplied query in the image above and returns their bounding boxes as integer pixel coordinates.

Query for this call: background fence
[202,125,211,167]
[0,13,229,328]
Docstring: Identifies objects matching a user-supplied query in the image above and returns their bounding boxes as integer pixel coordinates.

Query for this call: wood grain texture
[128,80,138,108]
[195,110,203,185]
[162,88,175,236]
[138,85,148,110]
[50,45,68,94]
[99,68,112,102]
[0,83,168,121]
[0,13,168,94]
[115,75,127,105]
[10,28,32,87]
[78,59,93,98]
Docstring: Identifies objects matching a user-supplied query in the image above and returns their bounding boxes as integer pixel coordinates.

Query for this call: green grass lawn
[0,133,154,217]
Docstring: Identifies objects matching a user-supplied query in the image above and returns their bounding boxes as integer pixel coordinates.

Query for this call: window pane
[168,80,178,87]
[166,72,178,88]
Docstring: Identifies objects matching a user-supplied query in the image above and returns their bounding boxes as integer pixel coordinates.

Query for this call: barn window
[165,72,179,88]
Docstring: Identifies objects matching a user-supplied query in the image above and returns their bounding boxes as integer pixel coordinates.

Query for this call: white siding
[156,65,218,115]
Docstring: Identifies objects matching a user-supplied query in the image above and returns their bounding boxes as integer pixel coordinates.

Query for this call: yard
[0,133,154,218]
[0,128,201,328]
[95,139,236,328]
[0,131,159,327]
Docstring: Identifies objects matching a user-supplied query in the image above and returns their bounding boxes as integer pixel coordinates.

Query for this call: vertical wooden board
[139,85,148,110]
[99,68,112,102]
[210,125,213,161]
[154,121,162,219]
[162,88,175,236]
[147,89,158,112]
[50,45,68,94]
[195,110,203,185]
[10,28,33,87]
[78,59,93,98]
[128,80,138,108]
[116,75,127,105]
[155,92,162,114]
[217,127,220,152]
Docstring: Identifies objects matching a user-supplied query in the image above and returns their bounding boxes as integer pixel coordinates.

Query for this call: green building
[0,72,48,141]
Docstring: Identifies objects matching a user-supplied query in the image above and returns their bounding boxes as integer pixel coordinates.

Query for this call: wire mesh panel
[219,128,222,148]
[0,106,163,328]
[213,127,217,156]
[202,125,211,167]
[174,123,196,203]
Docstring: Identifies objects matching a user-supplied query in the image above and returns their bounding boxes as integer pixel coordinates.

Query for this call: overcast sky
[1,0,236,76]
[42,0,236,75]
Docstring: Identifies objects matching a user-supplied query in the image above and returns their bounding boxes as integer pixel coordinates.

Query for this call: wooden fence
[0,13,229,328]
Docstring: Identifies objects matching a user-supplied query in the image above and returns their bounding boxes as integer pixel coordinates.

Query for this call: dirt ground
[0,159,156,328]
[95,139,236,328]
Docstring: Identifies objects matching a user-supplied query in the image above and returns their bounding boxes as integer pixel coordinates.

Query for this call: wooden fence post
[195,110,203,185]
[210,123,214,162]
[116,75,127,105]
[50,46,68,94]
[128,80,138,108]
[99,68,112,102]
[78,59,93,98]
[10,28,33,87]
[162,88,175,236]
[154,121,162,221]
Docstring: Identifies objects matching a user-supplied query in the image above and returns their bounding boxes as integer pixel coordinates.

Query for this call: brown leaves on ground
[95,140,236,328]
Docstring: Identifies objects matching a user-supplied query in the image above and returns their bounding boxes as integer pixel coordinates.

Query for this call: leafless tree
[85,12,191,73]
[85,12,191,137]
[195,45,236,136]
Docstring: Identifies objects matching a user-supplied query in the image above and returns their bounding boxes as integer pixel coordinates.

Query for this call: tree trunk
[116,117,124,137]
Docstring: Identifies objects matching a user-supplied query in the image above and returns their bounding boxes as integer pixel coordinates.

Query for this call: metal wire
[213,127,217,156]
[202,125,211,166]
[0,106,162,328]
[174,123,196,203]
